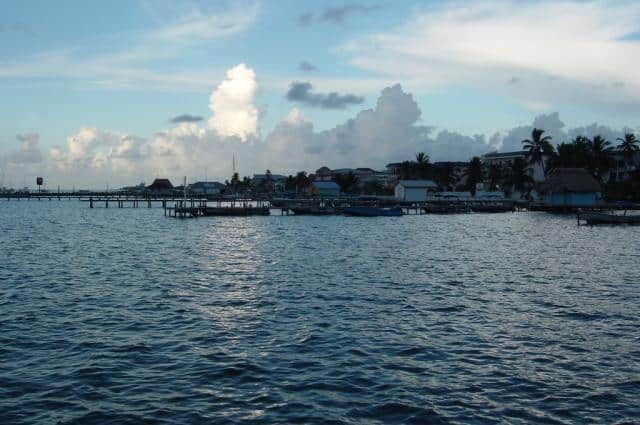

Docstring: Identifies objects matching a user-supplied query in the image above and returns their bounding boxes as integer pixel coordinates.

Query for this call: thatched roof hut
[147,178,174,193]
[542,168,602,194]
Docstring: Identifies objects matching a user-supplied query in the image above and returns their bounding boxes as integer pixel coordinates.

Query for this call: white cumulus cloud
[208,64,259,141]
[6,72,635,189]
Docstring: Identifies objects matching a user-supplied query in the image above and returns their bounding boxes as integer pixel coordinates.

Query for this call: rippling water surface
[1,201,639,424]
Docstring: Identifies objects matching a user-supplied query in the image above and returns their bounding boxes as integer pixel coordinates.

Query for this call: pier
[10,191,640,218]
[2,192,194,203]
[165,198,271,218]
[82,195,202,209]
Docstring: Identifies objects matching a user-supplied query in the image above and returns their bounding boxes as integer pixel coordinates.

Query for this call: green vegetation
[334,171,359,194]
[521,128,640,201]
[220,129,639,200]
[521,128,555,176]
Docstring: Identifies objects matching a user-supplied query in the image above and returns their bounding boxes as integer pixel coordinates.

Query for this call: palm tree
[415,152,429,165]
[399,160,414,179]
[260,169,274,193]
[587,135,613,181]
[229,172,240,194]
[415,152,431,179]
[242,176,251,193]
[435,162,456,191]
[294,171,310,193]
[506,158,534,198]
[616,133,639,177]
[464,157,483,196]
[335,171,359,194]
[522,128,555,176]
[548,138,589,171]
[284,175,296,191]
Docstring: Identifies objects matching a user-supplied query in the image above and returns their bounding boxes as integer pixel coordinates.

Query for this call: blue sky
[1,0,406,138]
[2,0,640,188]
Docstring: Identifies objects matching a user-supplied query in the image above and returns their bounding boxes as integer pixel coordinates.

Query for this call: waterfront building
[119,183,147,194]
[147,178,174,195]
[607,148,640,183]
[394,180,438,202]
[188,181,225,196]
[351,168,395,188]
[252,173,287,192]
[386,162,403,175]
[481,151,527,167]
[433,161,470,188]
[318,167,393,189]
[252,173,287,184]
[541,168,602,207]
[481,151,546,182]
[315,166,333,181]
[309,181,341,197]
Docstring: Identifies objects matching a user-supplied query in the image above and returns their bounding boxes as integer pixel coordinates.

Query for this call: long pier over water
[6,192,637,217]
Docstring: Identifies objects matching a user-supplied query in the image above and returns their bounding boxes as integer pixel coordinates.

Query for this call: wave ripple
[1,204,639,423]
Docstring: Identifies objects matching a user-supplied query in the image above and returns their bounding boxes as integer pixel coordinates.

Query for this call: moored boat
[200,206,270,216]
[343,205,403,217]
[423,203,470,214]
[291,206,337,215]
[577,211,640,225]
[469,202,515,213]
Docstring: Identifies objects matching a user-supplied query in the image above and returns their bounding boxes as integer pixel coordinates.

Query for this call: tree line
[221,129,639,199]
[396,129,639,199]
[521,129,638,180]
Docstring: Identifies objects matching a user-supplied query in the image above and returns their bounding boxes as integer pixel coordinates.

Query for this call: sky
[1,0,640,189]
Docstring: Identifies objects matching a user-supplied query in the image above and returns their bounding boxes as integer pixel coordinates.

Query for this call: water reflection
[1,203,639,424]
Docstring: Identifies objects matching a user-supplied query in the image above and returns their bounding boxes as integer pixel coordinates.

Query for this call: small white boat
[577,211,640,225]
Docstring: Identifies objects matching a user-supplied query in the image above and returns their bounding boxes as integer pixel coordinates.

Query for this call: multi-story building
[188,181,225,196]
[252,173,288,192]
[481,151,546,182]
[314,167,394,189]
[432,161,469,187]
[607,148,640,183]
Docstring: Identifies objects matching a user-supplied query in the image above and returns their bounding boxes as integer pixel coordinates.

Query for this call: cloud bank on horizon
[2,64,637,189]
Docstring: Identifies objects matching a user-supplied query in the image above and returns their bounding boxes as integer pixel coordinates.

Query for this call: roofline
[482,151,527,158]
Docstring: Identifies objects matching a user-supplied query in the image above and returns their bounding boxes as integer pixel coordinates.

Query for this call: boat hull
[200,207,270,216]
[291,207,337,215]
[343,206,403,217]
[578,212,640,225]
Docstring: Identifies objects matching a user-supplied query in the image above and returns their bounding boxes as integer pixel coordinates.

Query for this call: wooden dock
[0,192,541,217]
[82,196,201,209]
[165,199,271,218]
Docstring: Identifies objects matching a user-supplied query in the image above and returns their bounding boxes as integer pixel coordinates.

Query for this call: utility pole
[183,176,187,202]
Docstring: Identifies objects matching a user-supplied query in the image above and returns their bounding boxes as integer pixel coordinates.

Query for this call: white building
[309,181,341,197]
[481,151,546,183]
[394,180,438,202]
[326,167,394,189]
[188,181,225,196]
[607,148,640,183]
[252,173,288,192]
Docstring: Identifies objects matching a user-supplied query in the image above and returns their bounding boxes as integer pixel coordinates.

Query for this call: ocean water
[1,201,639,424]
